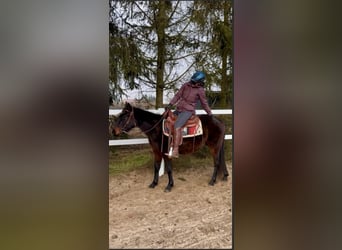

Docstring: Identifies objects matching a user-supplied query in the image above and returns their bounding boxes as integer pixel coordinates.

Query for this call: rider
[165,71,212,158]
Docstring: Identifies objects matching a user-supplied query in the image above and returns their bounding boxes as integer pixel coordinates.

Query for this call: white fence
[109,108,232,146]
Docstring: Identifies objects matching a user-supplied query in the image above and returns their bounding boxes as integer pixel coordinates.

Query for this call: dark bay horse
[111,102,229,192]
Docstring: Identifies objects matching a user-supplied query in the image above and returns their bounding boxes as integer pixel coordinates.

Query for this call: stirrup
[166,147,179,159]
[171,152,179,158]
[165,147,173,157]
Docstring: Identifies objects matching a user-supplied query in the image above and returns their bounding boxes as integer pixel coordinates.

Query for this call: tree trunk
[219,2,230,108]
[155,0,167,108]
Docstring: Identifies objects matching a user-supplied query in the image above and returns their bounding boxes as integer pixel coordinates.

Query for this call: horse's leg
[219,142,229,181]
[149,158,161,188]
[208,142,229,185]
[209,147,220,186]
[164,157,174,192]
[209,156,219,186]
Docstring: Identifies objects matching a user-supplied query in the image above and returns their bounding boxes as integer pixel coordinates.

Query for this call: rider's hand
[165,103,172,111]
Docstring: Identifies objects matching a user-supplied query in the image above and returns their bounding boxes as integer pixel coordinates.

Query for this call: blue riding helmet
[190,71,205,83]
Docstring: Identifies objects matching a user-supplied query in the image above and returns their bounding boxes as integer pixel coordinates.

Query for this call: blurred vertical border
[234,0,342,250]
[0,1,108,250]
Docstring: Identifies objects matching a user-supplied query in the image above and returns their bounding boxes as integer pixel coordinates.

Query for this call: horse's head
[112,102,137,136]
[108,116,116,138]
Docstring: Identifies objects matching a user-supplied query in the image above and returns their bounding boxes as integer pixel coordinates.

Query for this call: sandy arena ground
[109,163,232,249]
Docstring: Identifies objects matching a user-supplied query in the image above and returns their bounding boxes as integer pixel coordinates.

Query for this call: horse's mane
[132,106,162,122]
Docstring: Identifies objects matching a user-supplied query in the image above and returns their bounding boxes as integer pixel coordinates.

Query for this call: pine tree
[192,0,233,107]
[109,0,232,108]
[109,0,203,107]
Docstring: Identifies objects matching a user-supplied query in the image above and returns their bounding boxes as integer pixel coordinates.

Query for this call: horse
[111,102,229,192]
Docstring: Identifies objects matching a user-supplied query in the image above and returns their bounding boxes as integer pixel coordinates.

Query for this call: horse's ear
[125,102,132,110]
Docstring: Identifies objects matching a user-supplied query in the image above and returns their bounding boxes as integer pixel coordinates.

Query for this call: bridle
[119,108,137,133]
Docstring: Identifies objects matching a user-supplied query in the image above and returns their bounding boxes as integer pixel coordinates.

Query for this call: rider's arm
[198,87,212,115]
[169,83,186,106]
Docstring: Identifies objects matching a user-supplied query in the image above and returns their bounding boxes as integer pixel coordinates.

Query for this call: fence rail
[109,108,232,116]
[109,108,232,146]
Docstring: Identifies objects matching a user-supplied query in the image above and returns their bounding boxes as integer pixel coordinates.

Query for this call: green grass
[109,145,153,175]
[109,144,232,175]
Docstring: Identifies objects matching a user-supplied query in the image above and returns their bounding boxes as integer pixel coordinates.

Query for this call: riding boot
[172,128,182,158]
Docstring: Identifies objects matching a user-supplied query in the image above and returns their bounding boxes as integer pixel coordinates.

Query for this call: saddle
[162,110,203,138]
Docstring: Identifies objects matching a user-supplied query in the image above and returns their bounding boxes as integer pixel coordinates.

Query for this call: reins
[121,107,167,134]
[139,109,167,134]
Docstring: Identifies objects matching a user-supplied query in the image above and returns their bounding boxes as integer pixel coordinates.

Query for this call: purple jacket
[170,82,212,115]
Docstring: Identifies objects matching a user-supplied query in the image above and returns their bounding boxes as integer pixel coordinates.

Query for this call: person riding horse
[165,71,212,158]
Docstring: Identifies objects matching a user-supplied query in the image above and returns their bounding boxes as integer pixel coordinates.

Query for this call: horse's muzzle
[113,127,122,136]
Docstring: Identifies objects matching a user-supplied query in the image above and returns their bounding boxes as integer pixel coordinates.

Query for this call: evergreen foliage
[109,0,232,108]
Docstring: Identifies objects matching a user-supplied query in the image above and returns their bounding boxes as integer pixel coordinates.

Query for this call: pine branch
[132,1,154,24]
[165,61,197,88]
[166,51,201,62]
[166,0,181,23]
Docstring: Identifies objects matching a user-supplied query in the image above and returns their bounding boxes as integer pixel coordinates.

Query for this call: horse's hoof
[208,180,215,186]
[164,184,173,192]
[222,175,228,181]
[149,183,157,188]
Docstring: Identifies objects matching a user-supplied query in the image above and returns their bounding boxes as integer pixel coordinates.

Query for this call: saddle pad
[162,119,203,138]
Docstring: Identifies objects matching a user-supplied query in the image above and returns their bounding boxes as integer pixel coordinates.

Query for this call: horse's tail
[218,139,229,178]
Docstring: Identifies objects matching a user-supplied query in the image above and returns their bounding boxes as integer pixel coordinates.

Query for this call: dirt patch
[109,163,232,249]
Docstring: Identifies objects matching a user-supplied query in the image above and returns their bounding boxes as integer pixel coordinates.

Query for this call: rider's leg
[171,111,192,158]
